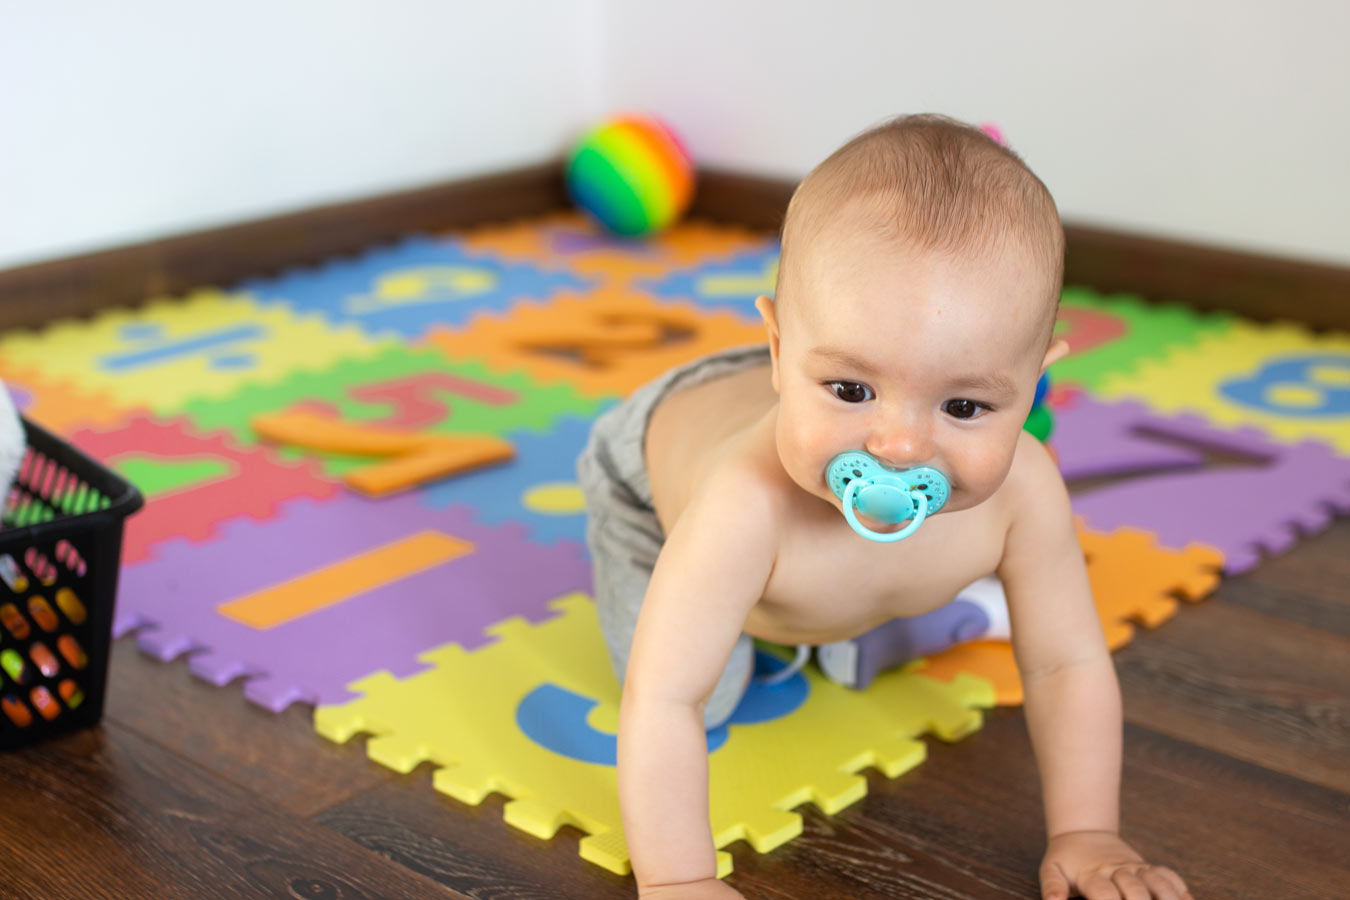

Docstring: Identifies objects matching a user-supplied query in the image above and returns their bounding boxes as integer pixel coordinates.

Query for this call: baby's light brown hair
[777,114,1065,343]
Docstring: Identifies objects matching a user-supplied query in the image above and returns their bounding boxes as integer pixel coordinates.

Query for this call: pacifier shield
[826,452,950,522]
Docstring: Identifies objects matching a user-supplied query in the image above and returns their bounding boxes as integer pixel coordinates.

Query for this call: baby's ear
[1040,338,1070,374]
[754,295,782,393]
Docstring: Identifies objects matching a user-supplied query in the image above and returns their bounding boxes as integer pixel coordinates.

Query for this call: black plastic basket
[0,417,143,750]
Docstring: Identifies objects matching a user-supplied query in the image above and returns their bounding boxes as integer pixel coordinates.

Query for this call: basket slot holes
[28,685,60,721]
[1,694,32,728]
[27,596,59,631]
[0,554,29,593]
[2,648,33,685]
[23,548,58,587]
[57,635,87,670]
[58,679,83,709]
[55,588,87,625]
[0,602,29,640]
[55,540,87,577]
[29,642,59,678]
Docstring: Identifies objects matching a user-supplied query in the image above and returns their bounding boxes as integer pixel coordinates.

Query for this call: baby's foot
[817,576,1009,689]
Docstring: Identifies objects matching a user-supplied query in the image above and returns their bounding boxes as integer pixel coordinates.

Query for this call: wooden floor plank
[1223,518,1350,636]
[1114,593,1350,793]
[103,638,392,818]
[0,721,461,900]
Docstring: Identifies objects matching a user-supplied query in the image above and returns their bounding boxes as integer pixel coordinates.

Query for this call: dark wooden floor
[2,513,1347,900]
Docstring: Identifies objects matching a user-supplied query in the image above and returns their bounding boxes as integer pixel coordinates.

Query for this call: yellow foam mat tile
[0,363,141,436]
[1097,320,1350,453]
[0,290,390,413]
[457,212,771,281]
[920,525,1224,704]
[315,593,993,878]
[426,288,766,398]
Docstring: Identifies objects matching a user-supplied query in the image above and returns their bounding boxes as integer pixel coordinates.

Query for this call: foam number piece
[69,417,335,563]
[1098,321,1350,453]
[315,593,993,878]
[1047,288,1234,391]
[180,348,604,478]
[638,245,783,321]
[459,212,770,281]
[252,411,515,497]
[426,289,766,398]
[422,417,601,545]
[1051,394,1207,479]
[515,651,810,765]
[0,291,385,413]
[1059,398,1350,572]
[242,234,591,340]
[115,494,591,711]
[920,525,1222,704]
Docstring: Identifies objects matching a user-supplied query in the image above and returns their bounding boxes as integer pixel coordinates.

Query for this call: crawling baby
[577,114,1192,900]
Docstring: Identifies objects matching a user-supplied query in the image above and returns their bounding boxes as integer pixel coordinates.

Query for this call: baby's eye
[944,399,989,419]
[827,381,874,403]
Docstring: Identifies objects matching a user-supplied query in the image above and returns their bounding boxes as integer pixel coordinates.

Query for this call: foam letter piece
[426,289,766,398]
[315,593,993,878]
[115,493,591,711]
[1052,394,1207,479]
[180,347,603,478]
[242,234,591,339]
[638,245,783,321]
[1064,401,1350,572]
[252,411,514,497]
[1098,321,1350,455]
[1047,288,1234,392]
[69,417,335,563]
[920,525,1222,704]
[0,291,386,413]
[422,417,601,546]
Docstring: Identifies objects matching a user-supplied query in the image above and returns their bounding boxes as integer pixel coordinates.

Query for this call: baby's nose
[864,425,934,469]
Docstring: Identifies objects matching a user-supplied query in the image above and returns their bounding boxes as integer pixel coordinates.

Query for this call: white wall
[600,0,1350,267]
[0,0,604,268]
[3,1,1347,270]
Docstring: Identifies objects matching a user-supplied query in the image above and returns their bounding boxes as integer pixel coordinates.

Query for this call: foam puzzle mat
[3,211,1348,877]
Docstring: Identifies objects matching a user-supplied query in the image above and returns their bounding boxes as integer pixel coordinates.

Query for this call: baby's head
[754,114,1069,522]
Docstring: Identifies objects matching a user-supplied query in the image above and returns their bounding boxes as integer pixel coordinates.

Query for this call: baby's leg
[578,431,754,730]
[817,575,1010,690]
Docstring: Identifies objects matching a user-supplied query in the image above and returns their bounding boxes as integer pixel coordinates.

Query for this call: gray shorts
[576,343,773,728]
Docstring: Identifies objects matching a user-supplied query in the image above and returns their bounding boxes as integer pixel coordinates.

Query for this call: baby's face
[758,228,1064,528]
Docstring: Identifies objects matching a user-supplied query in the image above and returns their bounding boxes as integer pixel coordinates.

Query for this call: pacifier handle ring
[841,479,931,543]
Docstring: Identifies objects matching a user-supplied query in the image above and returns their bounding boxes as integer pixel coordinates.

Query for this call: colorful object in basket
[565,115,695,236]
[0,419,142,749]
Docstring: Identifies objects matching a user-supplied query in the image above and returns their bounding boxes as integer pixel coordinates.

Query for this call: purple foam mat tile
[1052,396,1207,479]
[1067,404,1350,574]
[115,492,592,711]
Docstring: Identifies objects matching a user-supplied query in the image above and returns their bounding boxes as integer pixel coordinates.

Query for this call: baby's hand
[1040,831,1192,900]
[640,877,746,899]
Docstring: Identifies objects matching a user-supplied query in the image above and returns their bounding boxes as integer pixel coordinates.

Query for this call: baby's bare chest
[745,506,1008,645]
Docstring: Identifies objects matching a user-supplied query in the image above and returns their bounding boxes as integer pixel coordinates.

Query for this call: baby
[577,114,1192,900]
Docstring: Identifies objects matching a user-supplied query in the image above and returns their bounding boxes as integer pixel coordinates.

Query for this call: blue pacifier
[825,451,951,543]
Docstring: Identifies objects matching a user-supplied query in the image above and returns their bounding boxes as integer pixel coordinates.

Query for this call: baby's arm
[618,464,779,898]
[998,435,1191,900]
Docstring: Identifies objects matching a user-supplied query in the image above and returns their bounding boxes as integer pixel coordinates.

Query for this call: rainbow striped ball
[565,115,694,237]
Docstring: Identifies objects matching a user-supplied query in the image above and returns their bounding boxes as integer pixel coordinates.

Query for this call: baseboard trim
[1,163,1346,332]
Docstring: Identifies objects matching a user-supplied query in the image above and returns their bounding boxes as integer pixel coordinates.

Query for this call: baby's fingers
[1038,860,1071,900]
[1142,866,1192,900]
[1111,867,1152,900]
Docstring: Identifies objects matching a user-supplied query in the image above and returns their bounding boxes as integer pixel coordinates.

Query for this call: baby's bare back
[644,362,1016,647]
